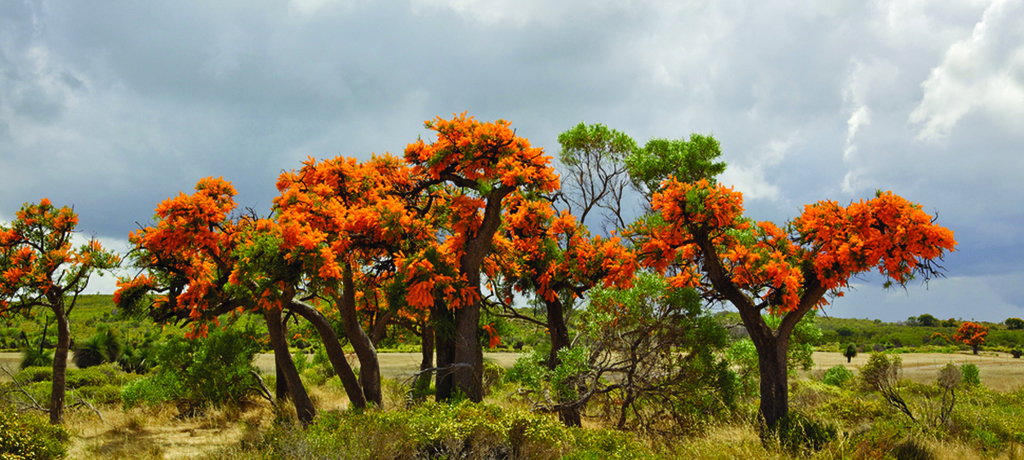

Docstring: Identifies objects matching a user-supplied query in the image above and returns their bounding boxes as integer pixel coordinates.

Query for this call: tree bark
[49,305,69,424]
[452,294,483,401]
[416,320,434,393]
[753,333,789,431]
[287,300,366,409]
[265,308,316,426]
[338,264,382,406]
[432,297,456,401]
[276,319,289,402]
[545,297,581,427]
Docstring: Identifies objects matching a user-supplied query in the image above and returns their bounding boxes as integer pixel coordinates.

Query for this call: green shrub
[256,400,652,459]
[0,408,69,459]
[72,326,123,369]
[768,411,837,454]
[891,438,936,460]
[121,323,263,411]
[822,365,854,387]
[19,347,52,370]
[14,367,52,383]
[961,363,980,387]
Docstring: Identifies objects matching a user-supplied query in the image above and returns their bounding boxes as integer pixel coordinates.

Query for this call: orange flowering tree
[954,321,988,354]
[114,177,366,423]
[487,193,637,425]
[403,113,559,401]
[633,179,957,429]
[0,199,120,424]
[273,153,439,406]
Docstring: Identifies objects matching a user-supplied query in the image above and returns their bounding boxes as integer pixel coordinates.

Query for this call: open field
[805,350,1024,392]
[7,350,1020,389]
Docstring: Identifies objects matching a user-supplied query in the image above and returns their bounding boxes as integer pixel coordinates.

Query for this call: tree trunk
[265,308,316,426]
[49,307,70,424]
[452,299,482,401]
[545,297,581,427]
[287,300,366,409]
[753,334,789,431]
[546,298,571,368]
[972,345,979,355]
[416,320,434,393]
[338,264,383,406]
[276,319,289,402]
[432,297,456,402]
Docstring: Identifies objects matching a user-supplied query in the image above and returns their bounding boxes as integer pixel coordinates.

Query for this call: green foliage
[843,343,858,362]
[725,338,759,398]
[625,133,726,199]
[821,365,854,388]
[766,411,838,454]
[121,322,263,411]
[19,347,52,370]
[961,363,980,387]
[1005,317,1024,330]
[256,401,651,460]
[72,325,123,369]
[0,408,69,460]
[891,439,936,460]
[504,349,547,390]
[860,353,916,421]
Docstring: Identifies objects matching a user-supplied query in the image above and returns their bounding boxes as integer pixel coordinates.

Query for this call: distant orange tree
[954,321,988,355]
[0,199,119,424]
[632,178,957,430]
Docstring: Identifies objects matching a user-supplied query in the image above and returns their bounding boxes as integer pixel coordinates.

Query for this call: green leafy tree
[1005,317,1024,330]
[843,343,858,363]
[917,314,939,327]
[0,199,120,424]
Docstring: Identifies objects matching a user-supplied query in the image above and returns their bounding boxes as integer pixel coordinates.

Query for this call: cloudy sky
[2,0,1022,322]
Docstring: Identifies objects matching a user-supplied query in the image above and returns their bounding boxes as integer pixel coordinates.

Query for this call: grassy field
[3,350,1019,459]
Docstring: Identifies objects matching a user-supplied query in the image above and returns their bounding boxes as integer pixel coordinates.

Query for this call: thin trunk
[276,319,289,402]
[432,297,456,402]
[546,297,580,427]
[416,321,434,392]
[287,300,366,409]
[49,306,69,424]
[265,308,315,426]
[339,264,382,406]
[546,298,571,368]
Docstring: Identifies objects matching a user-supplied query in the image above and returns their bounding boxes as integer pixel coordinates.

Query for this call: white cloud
[720,133,798,202]
[910,0,1024,140]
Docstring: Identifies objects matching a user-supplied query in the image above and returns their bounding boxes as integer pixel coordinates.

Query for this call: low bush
[821,365,854,387]
[961,363,980,387]
[0,407,69,459]
[121,323,263,412]
[255,400,652,459]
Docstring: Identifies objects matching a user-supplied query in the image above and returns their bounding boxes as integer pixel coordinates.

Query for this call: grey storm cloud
[2,0,1023,322]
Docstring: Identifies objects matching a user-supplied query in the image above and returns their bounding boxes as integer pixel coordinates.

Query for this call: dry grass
[62,403,273,460]
[807,351,1024,392]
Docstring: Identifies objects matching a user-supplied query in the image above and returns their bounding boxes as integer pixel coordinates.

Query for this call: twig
[250,370,274,403]
[0,365,46,412]
[69,389,106,424]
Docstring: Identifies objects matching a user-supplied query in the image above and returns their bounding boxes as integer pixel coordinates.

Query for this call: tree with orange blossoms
[0,199,120,424]
[403,113,559,401]
[114,177,367,424]
[273,153,439,406]
[954,321,988,355]
[633,179,956,430]
[488,192,637,426]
